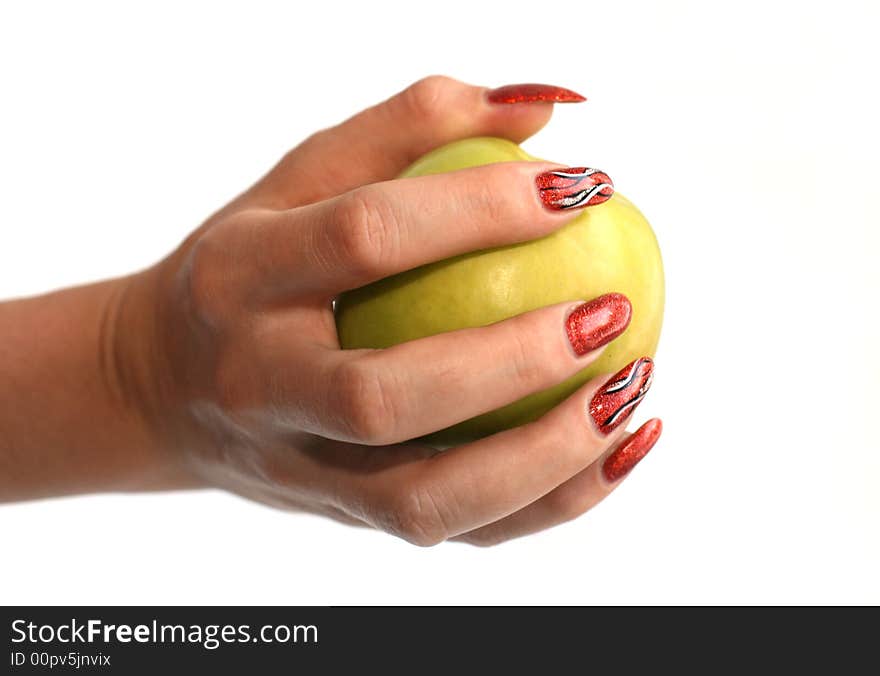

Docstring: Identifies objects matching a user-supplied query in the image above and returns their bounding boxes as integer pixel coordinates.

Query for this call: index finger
[221,161,613,300]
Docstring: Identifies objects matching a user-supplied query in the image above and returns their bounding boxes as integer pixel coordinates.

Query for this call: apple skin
[335,137,664,446]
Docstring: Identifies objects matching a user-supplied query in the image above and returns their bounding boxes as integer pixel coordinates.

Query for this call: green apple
[335,137,664,446]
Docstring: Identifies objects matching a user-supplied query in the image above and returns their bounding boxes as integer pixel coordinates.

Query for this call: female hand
[23,77,662,545]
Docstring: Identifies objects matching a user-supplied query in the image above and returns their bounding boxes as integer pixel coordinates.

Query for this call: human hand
[120,77,661,545]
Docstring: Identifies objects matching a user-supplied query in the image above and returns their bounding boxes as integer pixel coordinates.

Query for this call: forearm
[0,274,195,502]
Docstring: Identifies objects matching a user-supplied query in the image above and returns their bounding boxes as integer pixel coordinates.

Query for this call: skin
[0,76,657,546]
[338,137,665,445]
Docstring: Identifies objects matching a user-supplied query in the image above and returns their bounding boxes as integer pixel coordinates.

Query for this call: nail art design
[602,418,663,482]
[566,293,632,356]
[589,357,654,435]
[536,168,614,210]
[487,83,586,104]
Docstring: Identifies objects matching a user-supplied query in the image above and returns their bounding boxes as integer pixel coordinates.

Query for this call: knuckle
[295,128,332,161]
[184,233,227,324]
[443,170,508,241]
[381,484,450,547]
[211,356,249,414]
[481,185,509,230]
[507,312,571,387]
[470,169,510,227]
[332,187,399,277]
[545,483,595,523]
[507,326,548,389]
[332,359,399,444]
[400,75,454,125]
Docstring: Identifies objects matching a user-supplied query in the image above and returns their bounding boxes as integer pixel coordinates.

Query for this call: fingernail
[603,418,663,482]
[566,293,632,356]
[487,83,586,104]
[536,167,614,210]
[589,357,654,435]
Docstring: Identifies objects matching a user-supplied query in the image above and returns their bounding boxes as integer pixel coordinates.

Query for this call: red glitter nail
[566,293,632,356]
[487,83,586,104]
[536,167,614,210]
[589,357,654,435]
[602,418,662,482]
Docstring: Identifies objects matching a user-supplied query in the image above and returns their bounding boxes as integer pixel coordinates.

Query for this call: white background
[1,0,878,604]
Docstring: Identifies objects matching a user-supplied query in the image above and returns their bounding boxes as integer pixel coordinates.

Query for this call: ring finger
[331,357,656,545]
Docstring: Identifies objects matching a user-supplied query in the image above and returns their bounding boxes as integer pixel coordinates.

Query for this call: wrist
[106,267,205,492]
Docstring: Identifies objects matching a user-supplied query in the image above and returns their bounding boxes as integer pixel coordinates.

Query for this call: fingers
[239,76,584,209]
[213,161,613,300]
[335,358,654,546]
[326,296,632,443]
[455,418,663,546]
[254,295,631,445]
